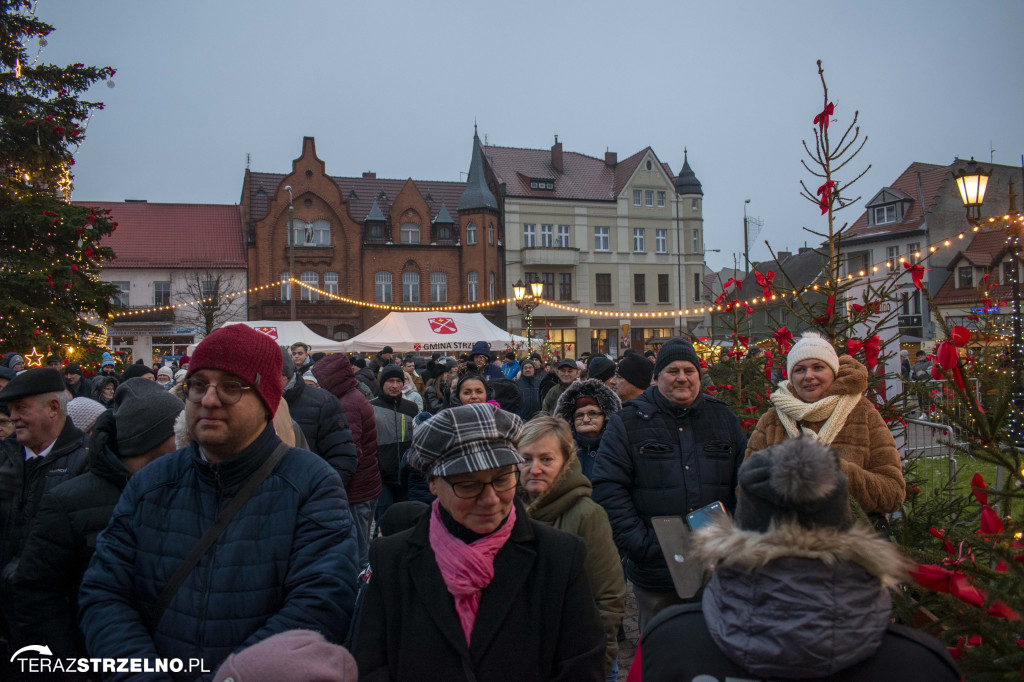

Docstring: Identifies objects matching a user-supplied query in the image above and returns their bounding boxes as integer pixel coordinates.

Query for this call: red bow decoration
[813,102,835,129]
[971,473,988,506]
[846,335,881,369]
[816,180,836,215]
[814,296,836,326]
[950,325,970,348]
[755,270,775,299]
[724,277,742,291]
[936,341,959,370]
[773,327,794,355]
[903,262,926,289]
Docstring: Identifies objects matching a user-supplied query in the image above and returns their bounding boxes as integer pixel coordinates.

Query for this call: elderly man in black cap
[613,349,654,403]
[13,379,184,660]
[541,357,580,414]
[0,368,89,643]
[592,338,746,630]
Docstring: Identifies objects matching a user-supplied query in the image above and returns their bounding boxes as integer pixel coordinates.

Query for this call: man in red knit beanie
[79,324,359,673]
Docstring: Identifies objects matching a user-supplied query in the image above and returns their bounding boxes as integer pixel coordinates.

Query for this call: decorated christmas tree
[0,0,119,353]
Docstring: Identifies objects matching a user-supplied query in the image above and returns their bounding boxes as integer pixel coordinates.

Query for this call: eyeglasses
[442,469,520,499]
[183,378,255,405]
[573,410,604,422]
[0,419,12,427]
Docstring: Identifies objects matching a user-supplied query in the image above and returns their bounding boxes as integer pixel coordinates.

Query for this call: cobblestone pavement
[617,584,639,681]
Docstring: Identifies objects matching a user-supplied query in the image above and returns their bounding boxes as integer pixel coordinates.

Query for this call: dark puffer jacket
[78,425,358,676]
[283,378,358,486]
[355,366,380,397]
[515,373,543,421]
[591,387,746,591]
[313,354,382,505]
[12,411,127,658]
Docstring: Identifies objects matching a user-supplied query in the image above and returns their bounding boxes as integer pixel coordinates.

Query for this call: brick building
[241,134,506,340]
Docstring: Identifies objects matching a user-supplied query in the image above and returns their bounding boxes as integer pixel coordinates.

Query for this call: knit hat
[113,378,185,458]
[653,337,701,377]
[786,331,840,378]
[178,354,190,367]
[186,324,282,418]
[379,364,404,385]
[122,363,155,381]
[280,347,295,380]
[407,402,524,477]
[6,354,24,368]
[157,365,174,380]
[616,350,653,390]
[381,346,393,355]
[66,397,107,433]
[735,437,852,533]
[301,371,318,385]
[587,355,616,383]
[100,352,116,368]
[213,630,357,682]
[470,340,493,361]
[174,369,188,384]
[64,362,83,376]
[575,395,598,410]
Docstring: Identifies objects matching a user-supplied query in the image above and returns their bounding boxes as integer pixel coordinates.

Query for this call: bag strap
[149,441,290,628]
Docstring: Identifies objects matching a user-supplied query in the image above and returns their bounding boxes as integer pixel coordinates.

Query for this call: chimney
[551,136,563,173]
[777,251,791,261]
[798,247,812,254]
[362,171,376,179]
[605,150,617,167]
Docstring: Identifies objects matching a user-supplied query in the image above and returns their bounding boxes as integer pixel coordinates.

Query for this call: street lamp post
[743,199,751,277]
[513,279,544,350]
[285,185,296,321]
[956,159,1024,446]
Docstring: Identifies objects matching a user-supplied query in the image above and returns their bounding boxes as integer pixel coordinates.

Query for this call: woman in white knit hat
[745,331,905,516]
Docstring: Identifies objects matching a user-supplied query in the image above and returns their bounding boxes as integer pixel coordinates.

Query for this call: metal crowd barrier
[902,418,958,501]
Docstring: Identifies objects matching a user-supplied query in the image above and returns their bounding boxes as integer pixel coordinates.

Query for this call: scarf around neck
[429,498,516,645]
[769,381,860,445]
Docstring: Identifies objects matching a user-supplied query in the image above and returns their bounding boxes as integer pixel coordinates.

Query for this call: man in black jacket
[280,348,357,486]
[12,379,183,661]
[370,365,418,522]
[62,363,93,400]
[515,360,543,420]
[0,369,89,645]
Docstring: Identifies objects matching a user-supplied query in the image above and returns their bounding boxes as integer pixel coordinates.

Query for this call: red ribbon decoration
[816,180,836,215]
[714,291,727,305]
[971,473,988,506]
[773,327,793,355]
[903,262,926,289]
[813,102,835,129]
[723,278,743,291]
[814,296,836,326]
[936,341,959,370]
[755,270,775,299]
[951,325,970,348]
[846,335,881,369]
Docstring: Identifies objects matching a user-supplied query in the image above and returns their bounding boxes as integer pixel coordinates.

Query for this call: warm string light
[292,280,513,312]
[109,283,280,318]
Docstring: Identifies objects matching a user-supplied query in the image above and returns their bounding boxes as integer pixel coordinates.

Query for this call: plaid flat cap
[407,403,524,477]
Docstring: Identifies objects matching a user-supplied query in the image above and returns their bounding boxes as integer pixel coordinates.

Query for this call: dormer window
[874,204,897,225]
[368,225,384,241]
[529,178,555,190]
[958,266,973,289]
[436,225,451,242]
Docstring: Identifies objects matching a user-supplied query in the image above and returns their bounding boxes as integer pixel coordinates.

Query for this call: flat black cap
[0,368,66,402]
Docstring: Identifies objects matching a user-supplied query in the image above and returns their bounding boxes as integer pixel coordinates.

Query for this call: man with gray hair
[0,368,88,644]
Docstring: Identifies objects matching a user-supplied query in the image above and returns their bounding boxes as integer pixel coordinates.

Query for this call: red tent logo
[428,318,457,334]
[254,326,278,340]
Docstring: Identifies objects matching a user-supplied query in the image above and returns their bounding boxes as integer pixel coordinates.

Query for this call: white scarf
[769,381,860,445]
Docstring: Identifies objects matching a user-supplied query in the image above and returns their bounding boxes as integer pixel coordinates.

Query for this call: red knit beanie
[574,395,599,410]
[185,324,282,418]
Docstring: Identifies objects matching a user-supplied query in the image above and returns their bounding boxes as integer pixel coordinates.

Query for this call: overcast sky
[35,0,1024,272]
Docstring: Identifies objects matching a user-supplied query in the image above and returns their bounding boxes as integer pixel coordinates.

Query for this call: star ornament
[24,347,45,367]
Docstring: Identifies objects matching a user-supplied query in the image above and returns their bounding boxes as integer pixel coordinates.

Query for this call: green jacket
[525,458,626,674]
[541,381,570,414]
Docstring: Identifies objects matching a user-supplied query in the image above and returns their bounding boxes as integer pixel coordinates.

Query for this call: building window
[557,224,570,247]
[154,281,170,307]
[558,273,572,301]
[200,278,216,300]
[595,226,610,252]
[656,229,667,254]
[300,272,319,301]
[541,224,553,248]
[324,272,339,295]
[596,274,612,303]
[436,225,452,242]
[488,225,494,245]
[368,224,384,241]
[310,219,330,245]
[693,272,702,302]
[886,246,899,266]
[375,272,392,303]
[645,190,654,207]
[692,230,699,253]
[430,272,447,303]
[874,205,897,225]
[546,328,576,359]
[467,272,478,302]
[633,228,645,253]
[401,223,420,244]
[466,222,477,245]
[691,198,699,211]
[112,281,130,308]
[958,266,973,289]
[541,272,554,300]
[523,224,536,248]
[902,290,922,315]
[634,274,646,303]
[280,272,290,301]
[658,274,670,303]
[489,272,495,300]
[633,190,642,206]
[907,242,920,261]
[657,191,666,208]
[1004,260,1017,285]
[402,272,420,303]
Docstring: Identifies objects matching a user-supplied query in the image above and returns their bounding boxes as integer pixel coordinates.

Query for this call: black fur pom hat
[554,378,622,427]
[736,437,853,533]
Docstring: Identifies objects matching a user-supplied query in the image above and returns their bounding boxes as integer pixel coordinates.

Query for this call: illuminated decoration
[23,347,44,367]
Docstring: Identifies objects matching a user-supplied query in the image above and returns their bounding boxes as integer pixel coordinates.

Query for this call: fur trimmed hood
[554,378,621,426]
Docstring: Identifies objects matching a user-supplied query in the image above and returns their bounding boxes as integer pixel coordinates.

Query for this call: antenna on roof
[554,134,558,144]
[990,141,996,163]
[246,153,250,170]
[484,134,488,145]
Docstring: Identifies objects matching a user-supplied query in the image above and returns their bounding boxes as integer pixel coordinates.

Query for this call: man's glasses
[443,469,520,499]
[183,378,255,405]
[573,410,604,422]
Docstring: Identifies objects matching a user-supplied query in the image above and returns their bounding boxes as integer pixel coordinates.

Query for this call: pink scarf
[428,498,516,645]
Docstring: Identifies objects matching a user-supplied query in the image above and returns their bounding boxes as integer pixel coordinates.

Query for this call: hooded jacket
[745,356,906,515]
[369,393,418,485]
[632,519,960,681]
[283,377,358,487]
[555,379,621,481]
[313,354,382,505]
[525,458,625,675]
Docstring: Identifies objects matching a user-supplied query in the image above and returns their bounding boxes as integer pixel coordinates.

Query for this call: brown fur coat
[745,356,905,514]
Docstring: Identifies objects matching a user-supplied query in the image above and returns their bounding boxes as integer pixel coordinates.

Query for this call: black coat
[353,500,605,681]
[65,376,93,400]
[515,374,543,421]
[284,379,358,486]
[12,412,128,657]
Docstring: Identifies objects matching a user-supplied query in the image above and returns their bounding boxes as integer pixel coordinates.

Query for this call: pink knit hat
[213,630,357,682]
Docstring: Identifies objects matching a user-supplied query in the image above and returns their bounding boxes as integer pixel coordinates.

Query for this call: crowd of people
[0,330,961,681]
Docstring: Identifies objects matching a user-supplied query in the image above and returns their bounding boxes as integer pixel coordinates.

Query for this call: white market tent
[338,311,542,354]
[217,320,350,353]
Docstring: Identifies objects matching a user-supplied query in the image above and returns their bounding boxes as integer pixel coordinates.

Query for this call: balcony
[522,247,579,267]
[111,306,175,324]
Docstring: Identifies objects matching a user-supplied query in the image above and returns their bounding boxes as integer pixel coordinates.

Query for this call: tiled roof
[75,201,246,269]
[844,162,949,239]
[933,230,1018,305]
[932,277,1012,307]
[247,173,467,225]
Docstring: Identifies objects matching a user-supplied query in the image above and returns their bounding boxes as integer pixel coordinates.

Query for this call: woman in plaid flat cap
[352,402,605,681]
